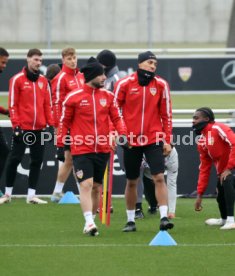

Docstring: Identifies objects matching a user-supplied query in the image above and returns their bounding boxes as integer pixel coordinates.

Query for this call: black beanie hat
[97,50,116,67]
[138,51,157,64]
[80,57,104,83]
[46,64,61,81]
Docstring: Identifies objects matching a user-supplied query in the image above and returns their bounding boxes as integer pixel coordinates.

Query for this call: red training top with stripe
[51,64,84,127]
[197,122,235,195]
[57,84,127,155]
[113,72,172,146]
[8,67,53,130]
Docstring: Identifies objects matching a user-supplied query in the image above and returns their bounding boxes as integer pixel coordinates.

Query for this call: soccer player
[193,107,235,230]
[0,47,10,197]
[57,57,127,236]
[45,64,61,84]
[0,48,54,204]
[51,47,84,202]
[96,49,127,213]
[114,51,174,232]
[97,49,126,91]
[135,147,178,219]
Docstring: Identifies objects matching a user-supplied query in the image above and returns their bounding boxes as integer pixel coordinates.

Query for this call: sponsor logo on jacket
[23,82,32,89]
[69,80,77,87]
[208,137,214,145]
[130,88,139,94]
[80,99,90,106]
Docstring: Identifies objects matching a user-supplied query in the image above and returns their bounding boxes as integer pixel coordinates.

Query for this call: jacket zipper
[140,86,146,141]
[33,82,37,130]
[74,74,79,87]
[92,90,97,152]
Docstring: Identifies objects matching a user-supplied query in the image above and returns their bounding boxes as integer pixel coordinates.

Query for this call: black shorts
[73,152,110,184]
[123,143,164,180]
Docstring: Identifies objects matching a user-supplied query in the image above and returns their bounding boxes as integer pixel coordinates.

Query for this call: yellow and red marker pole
[106,151,114,226]
[99,151,114,226]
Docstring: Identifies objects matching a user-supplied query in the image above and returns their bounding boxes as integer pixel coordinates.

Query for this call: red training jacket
[57,84,127,155]
[9,67,53,130]
[197,122,235,195]
[51,64,84,127]
[113,72,172,146]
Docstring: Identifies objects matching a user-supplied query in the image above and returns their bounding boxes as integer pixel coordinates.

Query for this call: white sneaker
[0,194,11,204]
[51,192,63,203]
[205,218,225,226]
[220,222,235,230]
[83,223,99,236]
[26,196,48,204]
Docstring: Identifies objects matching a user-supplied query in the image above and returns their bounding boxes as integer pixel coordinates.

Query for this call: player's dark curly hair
[0,47,9,57]
[196,107,215,122]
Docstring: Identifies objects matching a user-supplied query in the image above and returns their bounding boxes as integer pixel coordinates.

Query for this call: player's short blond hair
[62,47,76,58]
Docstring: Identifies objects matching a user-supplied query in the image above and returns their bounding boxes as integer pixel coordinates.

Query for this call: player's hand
[13,126,24,142]
[109,132,117,151]
[195,195,203,211]
[55,147,65,162]
[163,143,172,156]
[220,169,232,183]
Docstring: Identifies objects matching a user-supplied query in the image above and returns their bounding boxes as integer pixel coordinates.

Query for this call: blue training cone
[149,231,177,246]
[59,191,80,204]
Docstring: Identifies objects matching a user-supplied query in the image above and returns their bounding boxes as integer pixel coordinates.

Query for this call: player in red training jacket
[193,107,235,230]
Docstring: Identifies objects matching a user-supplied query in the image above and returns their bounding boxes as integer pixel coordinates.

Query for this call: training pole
[102,165,108,224]
[106,151,114,226]
[99,185,103,221]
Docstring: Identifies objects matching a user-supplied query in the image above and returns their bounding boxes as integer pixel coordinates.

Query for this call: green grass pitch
[0,198,235,276]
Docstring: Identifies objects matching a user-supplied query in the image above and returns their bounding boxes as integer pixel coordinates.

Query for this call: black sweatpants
[217,175,235,219]
[5,130,45,189]
[0,128,9,179]
[143,175,157,208]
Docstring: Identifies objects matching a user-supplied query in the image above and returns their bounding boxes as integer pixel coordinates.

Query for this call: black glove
[3,109,9,116]
[0,107,9,116]
[55,147,65,162]
[117,135,131,149]
[13,126,23,142]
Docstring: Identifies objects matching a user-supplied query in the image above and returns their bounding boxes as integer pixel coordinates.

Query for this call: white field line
[1,243,235,248]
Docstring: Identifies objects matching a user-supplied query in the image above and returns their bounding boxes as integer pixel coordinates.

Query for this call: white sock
[226,216,235,223]
[126,209,135,222]
[159,205,168,219]
[5,187,13,196]
[54,182,64,193]
[84,211,94,225]
[27,188,36,199]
